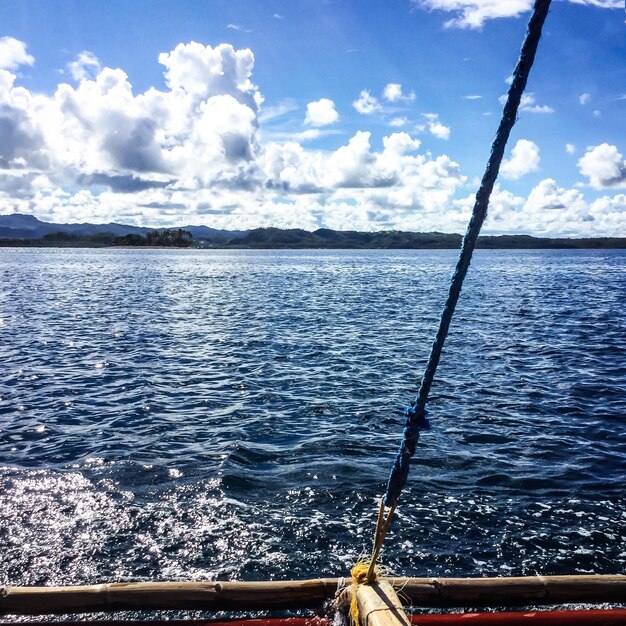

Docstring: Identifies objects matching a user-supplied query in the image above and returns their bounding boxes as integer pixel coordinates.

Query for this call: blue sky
[0,0,624,236]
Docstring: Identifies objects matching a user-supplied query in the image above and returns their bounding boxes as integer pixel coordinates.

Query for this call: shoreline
[2,241,626,250]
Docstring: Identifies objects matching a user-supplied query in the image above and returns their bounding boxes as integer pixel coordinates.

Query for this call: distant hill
[231,227,463,248]
[1,214,625,249]
[225,227,626,249]
[0,213,245,241]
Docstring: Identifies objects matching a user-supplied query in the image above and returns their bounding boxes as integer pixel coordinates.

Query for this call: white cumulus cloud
[389,117,409,127]
[383,83,415,102]
[353,90,382,114]
[0,36,473,231]
[0,41,262,194]
[499,92,553,113]
[484,179,625,237]
[304,98,338,127]
[501,139,540,180]
[578,143,626,189]
[260,130,459,206]
[383,83,402,102]
[424,113,450,140]
[412,0,620,29]
[569,0,622,7]
[67,51,101,82]
[524,178,588,217]
[413,0,534,29]
[0,36,34,70]
[0,68,48,171]
[1,36,624,237]
[159,42,259,108]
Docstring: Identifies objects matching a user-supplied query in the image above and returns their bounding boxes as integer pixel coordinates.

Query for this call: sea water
[0,248,624,586]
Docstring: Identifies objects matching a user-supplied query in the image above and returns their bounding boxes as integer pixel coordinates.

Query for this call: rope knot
[404,405,430,430]
[401,407,429,456]
[348,561,380,626]
[351,561,378,585]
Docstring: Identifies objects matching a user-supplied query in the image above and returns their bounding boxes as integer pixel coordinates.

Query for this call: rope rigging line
[362,0,553,581]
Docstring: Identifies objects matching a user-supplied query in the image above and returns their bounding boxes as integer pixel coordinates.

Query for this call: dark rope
[384,0,552,508]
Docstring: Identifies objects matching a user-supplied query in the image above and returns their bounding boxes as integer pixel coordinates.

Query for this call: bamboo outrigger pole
[2,576,626,616]
[354,580,410,626]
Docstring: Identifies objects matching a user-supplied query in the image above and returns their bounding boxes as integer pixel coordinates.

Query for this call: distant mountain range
[1,214,625,249]
[0,213,246,241]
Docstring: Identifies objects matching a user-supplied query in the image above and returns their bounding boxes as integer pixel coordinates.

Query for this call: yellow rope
[367,498,396,582]
[349,561,378,626]
[348,498,396,626]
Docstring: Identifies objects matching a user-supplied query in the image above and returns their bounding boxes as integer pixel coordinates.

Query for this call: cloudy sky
[1,0,624,236]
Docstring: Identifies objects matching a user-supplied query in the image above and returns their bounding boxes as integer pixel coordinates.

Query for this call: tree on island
[145,228,193,246]
[113,228,193,247]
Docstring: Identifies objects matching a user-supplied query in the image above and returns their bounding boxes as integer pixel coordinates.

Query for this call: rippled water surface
[1,248,625,588]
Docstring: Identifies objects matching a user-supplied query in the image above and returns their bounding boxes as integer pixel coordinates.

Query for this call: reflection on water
[0,248,625,586]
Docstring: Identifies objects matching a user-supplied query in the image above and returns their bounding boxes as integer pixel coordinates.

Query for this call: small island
[0,228,193,248]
